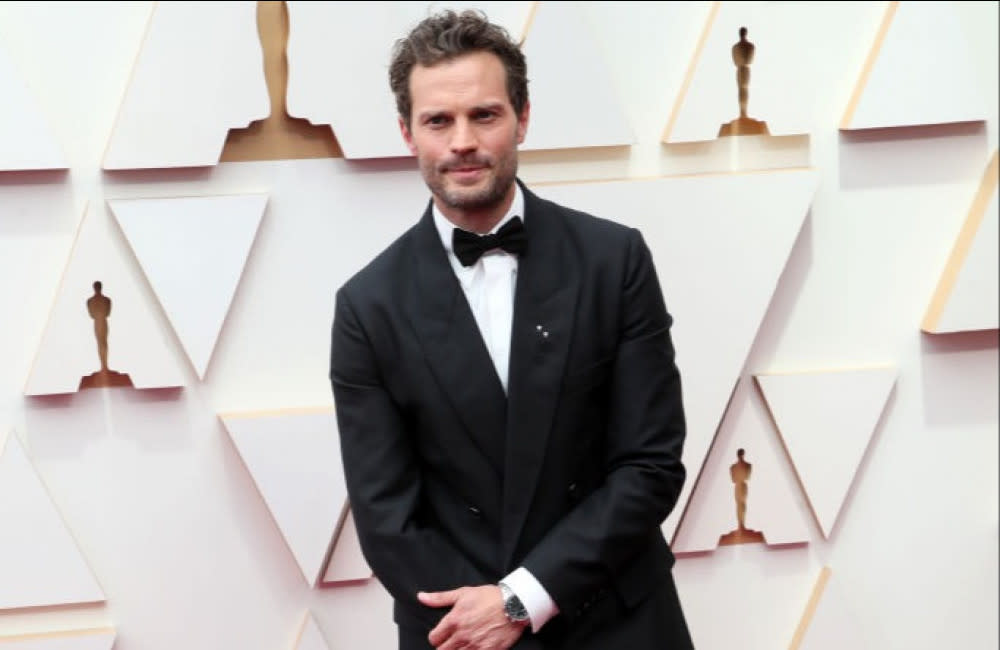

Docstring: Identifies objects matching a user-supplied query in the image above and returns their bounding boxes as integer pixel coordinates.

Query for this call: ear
[399,116,418,156]
[515,100,531,145]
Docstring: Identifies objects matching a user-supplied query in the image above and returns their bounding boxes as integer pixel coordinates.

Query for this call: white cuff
[501,567,559,633]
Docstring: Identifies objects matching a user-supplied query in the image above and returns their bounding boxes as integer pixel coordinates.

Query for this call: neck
[436,183,516,234]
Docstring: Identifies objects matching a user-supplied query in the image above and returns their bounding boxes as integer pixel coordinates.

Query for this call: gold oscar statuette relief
[719,448,766,546]
[718,27,770,138]
[221,0,341,162]
[79,281,134,390]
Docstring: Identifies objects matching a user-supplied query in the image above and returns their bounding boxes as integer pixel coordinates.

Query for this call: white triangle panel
[756,367,896,538]
[538,170,818,540]
[24,205,186,396]
[938,189,999,332]
[519,2,632,151]
[103,2,269,169]
[110,194,268,379]
[671,382,812,553]
[0,432,105,611]
[845,2,986,130]
[0,46,66,170]
[321,507,372,585]
[286,2,532,159]
[222,410,346,586]
[294,613,332,650]
[0,629,116,650]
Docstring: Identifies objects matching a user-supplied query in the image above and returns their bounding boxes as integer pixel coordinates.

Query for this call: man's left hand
[418,585,527,650]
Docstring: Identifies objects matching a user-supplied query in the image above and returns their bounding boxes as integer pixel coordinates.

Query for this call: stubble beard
[423,146,518,215]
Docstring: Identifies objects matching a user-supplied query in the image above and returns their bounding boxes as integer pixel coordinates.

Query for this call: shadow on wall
[24,385,188,461]
[0,169,69,187]
[838,121,988,190]
[920,328,999,428]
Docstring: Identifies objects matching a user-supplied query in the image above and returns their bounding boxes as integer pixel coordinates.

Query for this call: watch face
[505,595,529,621]
[499,583,529,622]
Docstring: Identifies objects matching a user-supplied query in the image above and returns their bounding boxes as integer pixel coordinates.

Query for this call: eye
[425,114,450,128]
[474,109,497,121]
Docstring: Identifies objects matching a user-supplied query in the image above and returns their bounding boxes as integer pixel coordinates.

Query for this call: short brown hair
[388,10,529,128]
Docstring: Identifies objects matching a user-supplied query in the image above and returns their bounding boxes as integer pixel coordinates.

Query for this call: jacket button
[567,483,578,498]
[467,505,482,518]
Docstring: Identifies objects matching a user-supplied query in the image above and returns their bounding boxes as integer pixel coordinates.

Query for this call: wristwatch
[498,582,530,625]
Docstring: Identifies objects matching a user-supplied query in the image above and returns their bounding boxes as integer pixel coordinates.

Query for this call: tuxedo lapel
[410,206,507,475]
[502,186,580,565]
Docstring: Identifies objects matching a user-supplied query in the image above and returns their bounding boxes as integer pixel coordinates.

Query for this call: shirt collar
[432,183,525,256]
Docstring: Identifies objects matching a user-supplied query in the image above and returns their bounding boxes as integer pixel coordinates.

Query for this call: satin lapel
[410,207,507,474]
[502,188,580,564]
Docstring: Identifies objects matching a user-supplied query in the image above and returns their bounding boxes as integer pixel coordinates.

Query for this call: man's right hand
[418,585,527,650]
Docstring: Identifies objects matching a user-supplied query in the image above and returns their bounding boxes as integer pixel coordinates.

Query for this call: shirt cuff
[501,567,560,633]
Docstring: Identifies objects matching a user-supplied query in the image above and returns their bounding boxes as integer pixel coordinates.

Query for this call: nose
[449,118,478,155]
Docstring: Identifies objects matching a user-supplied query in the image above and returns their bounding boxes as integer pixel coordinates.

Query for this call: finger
[418,588,462,607]
[437,631,468,650]
[428,614,456,647]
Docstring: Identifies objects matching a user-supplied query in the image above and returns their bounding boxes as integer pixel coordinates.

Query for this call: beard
[421,143,519,214]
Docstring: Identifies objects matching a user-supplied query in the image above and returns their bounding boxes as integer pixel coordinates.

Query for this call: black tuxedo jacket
[331,182,690,648]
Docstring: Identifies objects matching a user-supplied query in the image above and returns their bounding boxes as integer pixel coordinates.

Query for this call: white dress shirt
[432,185,559,632]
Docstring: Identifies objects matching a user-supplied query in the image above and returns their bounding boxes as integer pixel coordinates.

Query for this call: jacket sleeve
[519,228,687,618]
[330,287,488,612]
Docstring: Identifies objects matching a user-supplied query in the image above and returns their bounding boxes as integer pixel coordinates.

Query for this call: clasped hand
[418,585,527,650]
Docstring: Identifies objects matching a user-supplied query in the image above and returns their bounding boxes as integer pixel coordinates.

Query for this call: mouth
[446,166,488,182]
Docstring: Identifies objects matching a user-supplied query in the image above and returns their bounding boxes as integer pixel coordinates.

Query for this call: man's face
[400,51,529,219]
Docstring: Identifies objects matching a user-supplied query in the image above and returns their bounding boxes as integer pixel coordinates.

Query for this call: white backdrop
[0,2,997,649]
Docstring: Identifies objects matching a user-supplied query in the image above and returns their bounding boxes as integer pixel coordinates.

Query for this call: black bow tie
[452,216,527,267]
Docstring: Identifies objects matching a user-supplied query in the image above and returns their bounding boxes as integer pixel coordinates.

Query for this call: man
[330,10,692,650]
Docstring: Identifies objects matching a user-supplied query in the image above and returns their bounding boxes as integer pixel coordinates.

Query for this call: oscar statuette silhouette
[79,281,134,389]
[719,448,766,546]
[718,27,770,137]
